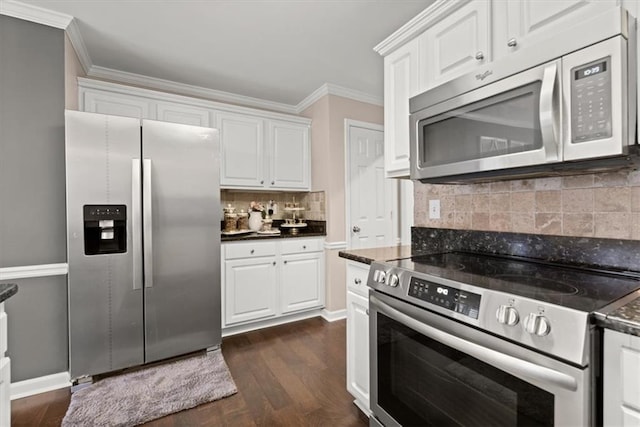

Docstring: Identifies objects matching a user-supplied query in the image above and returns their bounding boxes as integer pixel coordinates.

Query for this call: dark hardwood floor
[12,317,368,426]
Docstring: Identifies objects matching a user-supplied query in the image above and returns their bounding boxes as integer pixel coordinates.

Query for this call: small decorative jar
[223,213,237,232]
[237,210,249,230]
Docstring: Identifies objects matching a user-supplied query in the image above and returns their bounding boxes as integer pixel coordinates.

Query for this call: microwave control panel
[570,56,612,143]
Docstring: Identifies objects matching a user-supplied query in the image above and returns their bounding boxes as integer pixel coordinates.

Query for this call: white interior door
[347,122,395,249]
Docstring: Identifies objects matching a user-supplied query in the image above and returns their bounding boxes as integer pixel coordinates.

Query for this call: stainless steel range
[367,251,640,427]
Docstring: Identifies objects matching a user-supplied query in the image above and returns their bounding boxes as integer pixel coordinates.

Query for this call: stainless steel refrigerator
[65,110,221,382]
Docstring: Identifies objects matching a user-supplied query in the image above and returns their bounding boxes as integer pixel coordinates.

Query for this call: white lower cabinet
[346,260,371,414]
[604,329,640,426]
[222,238,325,329]
[281,252,324,314]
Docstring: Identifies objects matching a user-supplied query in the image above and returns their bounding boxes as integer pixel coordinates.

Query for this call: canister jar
[223,212,238,232]
[237,210,249,230]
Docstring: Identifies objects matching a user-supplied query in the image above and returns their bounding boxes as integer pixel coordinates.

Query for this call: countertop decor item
[248,210,263,231]
[62,349,236,427]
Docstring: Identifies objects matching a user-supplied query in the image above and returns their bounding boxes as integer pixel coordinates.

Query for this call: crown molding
[87,65,300,115]
[296,83,383,113]
[373,0,470,56]
[65,18,92,74]
[0,0,72,29]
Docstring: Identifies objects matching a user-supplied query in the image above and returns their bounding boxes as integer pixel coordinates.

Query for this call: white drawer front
[281,238,323,254]
[225,241,277,260]
[347,261,371,297]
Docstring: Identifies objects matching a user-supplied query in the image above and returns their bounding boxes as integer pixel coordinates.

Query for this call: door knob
[352,226,361,233]
[507,38,518,48]
[475,51,484,61]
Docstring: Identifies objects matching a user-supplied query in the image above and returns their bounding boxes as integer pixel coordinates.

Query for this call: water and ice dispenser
[83,205,126,255]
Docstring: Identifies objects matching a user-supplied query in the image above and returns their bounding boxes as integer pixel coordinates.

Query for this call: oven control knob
[386,273,399,287]
[496,305,519,326]
[523,313,551,336]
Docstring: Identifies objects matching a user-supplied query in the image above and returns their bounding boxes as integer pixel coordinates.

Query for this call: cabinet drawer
[225,241,277,260]
[347,261,371,297]
[281,238,323,254]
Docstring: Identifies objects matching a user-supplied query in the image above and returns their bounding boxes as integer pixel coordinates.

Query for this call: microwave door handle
[539,62,560,161]
[370,294,578,392]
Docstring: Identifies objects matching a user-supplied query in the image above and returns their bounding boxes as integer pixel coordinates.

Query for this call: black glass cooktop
[391,252,640,313]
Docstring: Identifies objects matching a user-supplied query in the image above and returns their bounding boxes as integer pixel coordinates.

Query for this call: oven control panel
[408,277,481,319]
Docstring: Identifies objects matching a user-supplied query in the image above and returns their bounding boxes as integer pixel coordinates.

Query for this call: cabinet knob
[250,249,255,254]
[507,38,517,48]
[272,261,276,266]
[354,278,362,285]
[260,180,264,184]
[475,51,484,61]
[302,245,306,249]
[365,309,369,316]
[284,260,288,264]
[271,181,275,185]
[352,225,361,233]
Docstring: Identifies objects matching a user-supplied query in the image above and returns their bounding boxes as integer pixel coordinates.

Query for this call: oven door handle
[371,294,578,392]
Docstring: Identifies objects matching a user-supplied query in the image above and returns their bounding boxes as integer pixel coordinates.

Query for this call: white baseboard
[321,308,347,322]
[221,309,324,337]
[11,371,70,400]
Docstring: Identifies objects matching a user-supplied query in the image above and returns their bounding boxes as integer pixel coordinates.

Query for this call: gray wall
[0,15,68,382]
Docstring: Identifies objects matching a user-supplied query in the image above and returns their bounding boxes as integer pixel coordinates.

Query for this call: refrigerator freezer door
[141,120,221,362]
[65,110,144,379]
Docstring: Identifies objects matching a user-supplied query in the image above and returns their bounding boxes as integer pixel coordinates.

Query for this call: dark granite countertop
[339,245,413,265]
[0,283,18,303]
[222,231,326,242]
[594,290,640,337]
[221,220,326,242]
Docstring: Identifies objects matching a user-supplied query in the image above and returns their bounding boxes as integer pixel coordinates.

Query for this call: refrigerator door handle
[143,158,154,288]
[132,159,143,290]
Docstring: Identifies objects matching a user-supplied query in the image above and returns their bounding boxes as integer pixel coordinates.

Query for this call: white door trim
[344,119,396,249]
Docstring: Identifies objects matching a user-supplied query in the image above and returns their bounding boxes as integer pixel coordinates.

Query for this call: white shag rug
[62,349,237,426]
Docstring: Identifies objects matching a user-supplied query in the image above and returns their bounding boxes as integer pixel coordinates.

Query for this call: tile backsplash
[221,190,325,221]
[414,170,640,240]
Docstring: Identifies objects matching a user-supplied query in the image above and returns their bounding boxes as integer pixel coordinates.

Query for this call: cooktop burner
[389,252,640,313]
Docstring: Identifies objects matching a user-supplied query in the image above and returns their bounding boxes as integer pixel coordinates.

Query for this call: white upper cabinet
[217,112,266,188]
[218,115,311,190]
[418,0,491,91]
[78,79,311,191]
[83,90,154,119]
[156,102,212,127]
[501,0,618,58]
[269,120,311,190]
[384,38,419,178]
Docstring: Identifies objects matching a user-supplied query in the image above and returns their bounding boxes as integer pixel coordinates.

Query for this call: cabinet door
[269,120,311,190]
[384,38,419,178]
[419,0,490,90]
[346,290,370,412]
[224,256,277,325]
[82,90,154,119]
[156,102,211,127]
[280,252,324,314]
[218,113,266,188]
[505,1,616,55]
[603,329,640,426]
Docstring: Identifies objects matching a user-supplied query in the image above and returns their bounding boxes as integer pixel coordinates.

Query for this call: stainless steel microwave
[410,7,638,183]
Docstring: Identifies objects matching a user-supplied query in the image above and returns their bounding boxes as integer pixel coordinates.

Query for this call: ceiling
[15,0,434,110]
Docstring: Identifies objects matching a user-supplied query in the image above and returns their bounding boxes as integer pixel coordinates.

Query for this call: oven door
[410,59,561,181]
[369,291,590,427]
